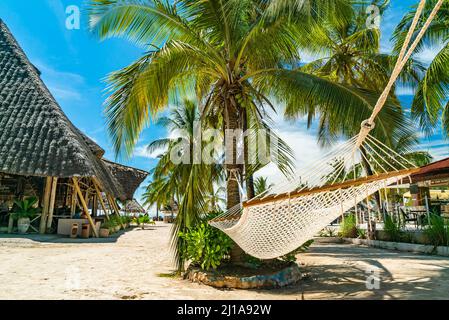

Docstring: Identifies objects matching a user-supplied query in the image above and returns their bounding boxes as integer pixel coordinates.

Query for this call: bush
[340,214,357,238]
[384,214,403,242]
[179,221,233,270]
[356,228,367,239]
[424,214,449,247]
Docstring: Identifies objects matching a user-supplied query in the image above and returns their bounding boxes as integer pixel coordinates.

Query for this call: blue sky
[1,0,448,204]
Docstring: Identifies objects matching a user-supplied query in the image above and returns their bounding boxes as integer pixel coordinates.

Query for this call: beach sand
[1,222,448,300]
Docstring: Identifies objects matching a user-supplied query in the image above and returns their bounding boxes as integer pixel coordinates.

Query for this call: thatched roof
[103,160,149,200]
[0,19,126,199]
[122,199,147,214]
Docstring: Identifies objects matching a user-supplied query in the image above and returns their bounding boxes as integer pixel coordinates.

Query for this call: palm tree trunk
[243,108,255,199]
[360,149,382,212]
[224,101,245,263]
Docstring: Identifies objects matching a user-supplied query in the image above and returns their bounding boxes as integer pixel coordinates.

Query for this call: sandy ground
[0,222,448,300]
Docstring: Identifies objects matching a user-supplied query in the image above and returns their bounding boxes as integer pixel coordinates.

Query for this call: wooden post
[72,177,98,238]
[46,177,58,230]
[70,185,77,218]
[7,215,14,234]
[92,194,98,217]
[92,178,110,221]
[39,177,53,234]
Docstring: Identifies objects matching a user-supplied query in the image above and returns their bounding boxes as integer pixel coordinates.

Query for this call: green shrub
[179,221,233,270]
[340,214,357,238]
[357,228,367,239]
[11,197,39,219]
[384,214,404,242]
[424,214,449,247]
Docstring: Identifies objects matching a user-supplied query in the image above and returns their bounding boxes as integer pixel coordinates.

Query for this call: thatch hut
[0,19,148,237]
[122,199,147,215]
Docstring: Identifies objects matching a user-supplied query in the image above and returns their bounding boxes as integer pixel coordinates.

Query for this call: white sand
[1,222,448,300]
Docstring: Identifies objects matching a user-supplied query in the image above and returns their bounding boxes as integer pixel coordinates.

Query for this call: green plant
[11,197,39,220]
[356,228,367,239]
[384,214,404,242]
[424,214,449,247]
[179,221,233,270]
[101,220,112,229]
[280,240,314,263]
[340,214,358,238]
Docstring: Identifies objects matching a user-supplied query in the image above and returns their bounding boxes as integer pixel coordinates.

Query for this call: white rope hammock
[210,0,445,259]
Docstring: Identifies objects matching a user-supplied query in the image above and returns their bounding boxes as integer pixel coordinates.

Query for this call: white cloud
[32,60,85,102]
[47,86,82,101]
[134,145,164,159]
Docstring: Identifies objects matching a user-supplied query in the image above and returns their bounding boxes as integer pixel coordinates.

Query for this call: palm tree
[87,0,386,213]
[295,1,424,147]
[87,0,426,263]
[205,186,226,212]
[392,0,449,136]
[143,100,216,269]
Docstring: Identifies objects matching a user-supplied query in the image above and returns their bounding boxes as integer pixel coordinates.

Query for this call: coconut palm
[88,0,432,264]
[392,0,449,136]
[142,100,217,269]
[87,0,390,214]
[295,0,424,147]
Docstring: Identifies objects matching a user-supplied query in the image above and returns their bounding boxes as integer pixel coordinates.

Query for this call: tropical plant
[357,227,367,239]
[340,213,358,238]
[179,218,233,270]
[393,0,449,136]
[11,197,39,220]
[384,214,404,242]
[424,214,449,247]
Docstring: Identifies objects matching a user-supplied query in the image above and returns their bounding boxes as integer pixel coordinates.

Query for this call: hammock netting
[210,134,419,259]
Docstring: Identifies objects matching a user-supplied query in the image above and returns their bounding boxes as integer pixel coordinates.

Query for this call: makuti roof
[0,19,125,198]
[122,199,147,214]
[103,159,149,200]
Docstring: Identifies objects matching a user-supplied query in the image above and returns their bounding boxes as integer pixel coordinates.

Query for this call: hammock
[210,0,444,259]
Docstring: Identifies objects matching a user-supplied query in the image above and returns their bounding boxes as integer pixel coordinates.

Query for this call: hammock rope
[210,0,445,259]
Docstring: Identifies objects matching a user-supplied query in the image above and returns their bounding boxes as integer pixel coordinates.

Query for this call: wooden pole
[39,177,53,234]
[46,177,58,229]
[72,177,98,238]
[70,185,77,218]
[92,178,110,221]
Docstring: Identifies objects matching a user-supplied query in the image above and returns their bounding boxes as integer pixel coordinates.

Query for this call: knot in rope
[361,120,376,132]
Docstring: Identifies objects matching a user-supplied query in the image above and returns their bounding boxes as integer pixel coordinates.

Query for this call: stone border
[185,264,302,289]
[344,238,449,257]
